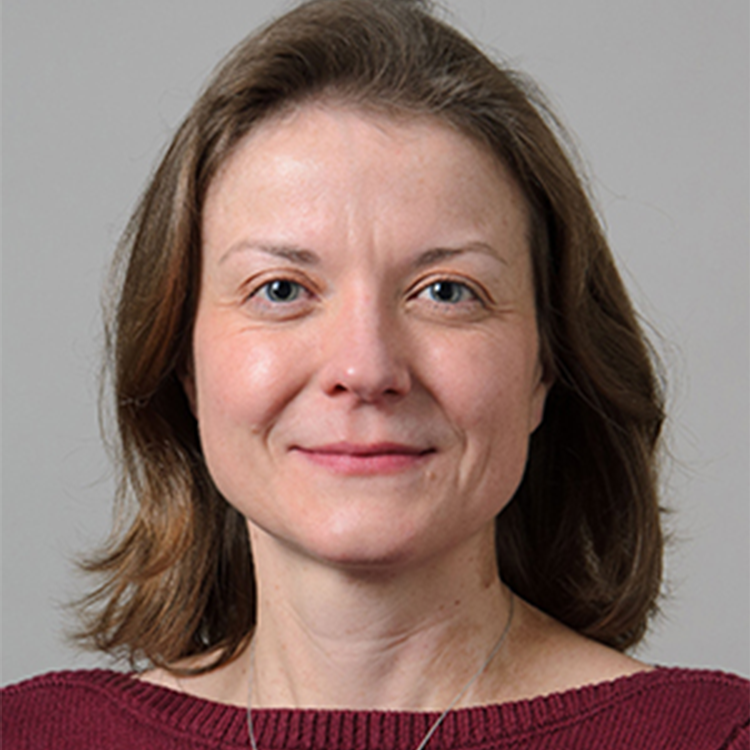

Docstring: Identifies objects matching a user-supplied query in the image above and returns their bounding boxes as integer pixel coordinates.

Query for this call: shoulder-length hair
[76,0,665,672]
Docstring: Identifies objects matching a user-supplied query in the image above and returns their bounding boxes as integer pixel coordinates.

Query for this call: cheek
[190,322,314,518]
[427,328,543,433]
[192,324,303,445]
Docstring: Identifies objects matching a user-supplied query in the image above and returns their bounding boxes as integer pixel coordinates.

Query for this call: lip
[292,442,435,475]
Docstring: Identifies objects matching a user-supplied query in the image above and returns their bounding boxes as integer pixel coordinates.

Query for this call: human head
[80,0,664,671]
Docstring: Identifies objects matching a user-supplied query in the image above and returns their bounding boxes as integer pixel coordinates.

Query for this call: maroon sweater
[2,667,748,749]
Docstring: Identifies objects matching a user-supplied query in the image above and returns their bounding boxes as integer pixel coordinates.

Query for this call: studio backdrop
[2,0,748,684]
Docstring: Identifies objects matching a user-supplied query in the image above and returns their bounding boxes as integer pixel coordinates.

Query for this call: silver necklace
[246,591,514,750]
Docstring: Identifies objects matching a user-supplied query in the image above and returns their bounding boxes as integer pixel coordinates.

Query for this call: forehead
[203,101,530,252]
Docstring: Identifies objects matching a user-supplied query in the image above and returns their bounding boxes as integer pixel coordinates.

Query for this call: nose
[317,293,412,404]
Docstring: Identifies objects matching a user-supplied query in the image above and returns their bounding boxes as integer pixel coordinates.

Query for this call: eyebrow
[412,243,508,269]
[218,241,506,268]
[219,242,320,266]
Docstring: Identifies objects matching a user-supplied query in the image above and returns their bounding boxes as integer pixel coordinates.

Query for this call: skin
[143,102,648,709]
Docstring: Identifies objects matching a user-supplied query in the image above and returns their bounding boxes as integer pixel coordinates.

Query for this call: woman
[3,0,747,747]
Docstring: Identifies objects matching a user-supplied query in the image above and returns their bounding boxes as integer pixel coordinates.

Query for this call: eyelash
[244,275,485,317]
[413,279,481,306]
[253,279,308,304]
[242,276,316,320]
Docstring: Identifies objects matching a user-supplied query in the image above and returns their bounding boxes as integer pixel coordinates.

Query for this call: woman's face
[190,103,548,570]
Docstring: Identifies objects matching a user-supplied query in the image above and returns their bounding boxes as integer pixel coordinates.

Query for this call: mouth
[292,442,435,475]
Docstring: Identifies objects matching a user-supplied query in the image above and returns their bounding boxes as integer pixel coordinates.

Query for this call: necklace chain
[246,591,514,750]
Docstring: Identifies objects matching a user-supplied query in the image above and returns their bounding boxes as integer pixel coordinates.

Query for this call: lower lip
[294,449,433,476]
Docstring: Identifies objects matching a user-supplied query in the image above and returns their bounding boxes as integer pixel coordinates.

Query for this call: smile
[293,442,435,476]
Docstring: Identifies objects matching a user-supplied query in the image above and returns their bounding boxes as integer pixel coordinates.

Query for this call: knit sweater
[2,667,748,749]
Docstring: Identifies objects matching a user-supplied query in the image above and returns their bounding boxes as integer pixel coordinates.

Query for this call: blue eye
[258,279,303,303]
[424,280,476,304]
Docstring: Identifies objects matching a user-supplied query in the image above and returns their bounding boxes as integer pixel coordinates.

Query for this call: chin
[288,518,429,572]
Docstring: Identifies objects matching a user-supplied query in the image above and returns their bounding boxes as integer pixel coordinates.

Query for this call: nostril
[319,330,412,402]
[325,370,411,403]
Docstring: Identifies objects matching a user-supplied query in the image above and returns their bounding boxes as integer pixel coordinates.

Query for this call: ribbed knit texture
[2,667,748,749]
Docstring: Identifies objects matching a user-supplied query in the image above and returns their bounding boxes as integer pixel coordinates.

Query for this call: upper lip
[296,442,432,456]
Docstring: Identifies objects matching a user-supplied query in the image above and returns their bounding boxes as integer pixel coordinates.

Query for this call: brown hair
[76,0,665,671]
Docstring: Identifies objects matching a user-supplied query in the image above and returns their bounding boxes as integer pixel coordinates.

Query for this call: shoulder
[1,668,248,749]
[616,668,750,748]
[3,668,136,700]
[507,601,748,729]
[612,667,749,715]
[517,668,750,749]
[2,669,132,717]
[480,647,748,750]
[2,670,141,749]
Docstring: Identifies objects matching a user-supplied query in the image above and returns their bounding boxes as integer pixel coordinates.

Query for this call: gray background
[2,0,748,685]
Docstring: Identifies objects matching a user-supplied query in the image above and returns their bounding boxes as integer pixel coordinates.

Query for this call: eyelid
[243,269,318,300]
[409,274,489,304]
[249,277,302,296]
[241,271,320,320]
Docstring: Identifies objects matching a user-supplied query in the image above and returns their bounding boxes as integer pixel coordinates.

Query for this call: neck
[248,521,513,711]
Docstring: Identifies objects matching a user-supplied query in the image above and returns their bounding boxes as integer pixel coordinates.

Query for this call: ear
[179,356,198,417]
[530,365,553,434]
